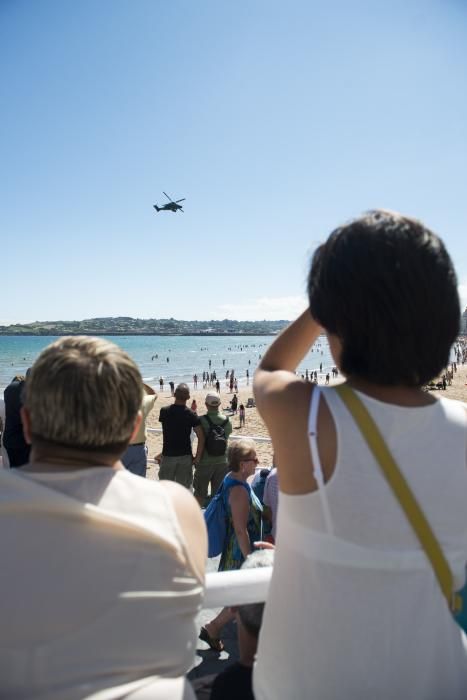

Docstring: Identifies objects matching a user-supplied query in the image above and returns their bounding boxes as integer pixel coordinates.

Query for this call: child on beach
[239,403,245,427]
[230,394,238,414]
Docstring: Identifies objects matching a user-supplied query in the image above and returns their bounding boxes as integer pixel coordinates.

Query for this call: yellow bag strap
[335,384,461,612]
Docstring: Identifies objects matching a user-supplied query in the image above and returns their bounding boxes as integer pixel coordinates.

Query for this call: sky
[1,0,467,323]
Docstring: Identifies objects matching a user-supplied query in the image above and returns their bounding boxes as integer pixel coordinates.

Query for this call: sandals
[199,625,224,652]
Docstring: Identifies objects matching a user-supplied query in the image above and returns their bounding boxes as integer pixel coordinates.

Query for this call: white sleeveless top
[0,467,203,699]
[254,388,467,700]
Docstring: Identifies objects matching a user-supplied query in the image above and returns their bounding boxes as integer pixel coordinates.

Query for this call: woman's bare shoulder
[228,482,250,500]
[254,371,313,430]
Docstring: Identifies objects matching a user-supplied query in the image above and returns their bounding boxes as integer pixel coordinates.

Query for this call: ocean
[0,334,333,391]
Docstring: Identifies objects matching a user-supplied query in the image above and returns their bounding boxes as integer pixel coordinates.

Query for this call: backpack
[252,469,272,537]
[204,480,250,557]
[252,468,271,504]
[203,414,229,457]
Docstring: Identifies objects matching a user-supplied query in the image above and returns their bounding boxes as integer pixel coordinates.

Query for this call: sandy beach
[146,363,467,479]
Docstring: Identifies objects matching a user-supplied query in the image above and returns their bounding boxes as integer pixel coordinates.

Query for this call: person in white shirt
[0,336,206,700]
[253,211,467,700]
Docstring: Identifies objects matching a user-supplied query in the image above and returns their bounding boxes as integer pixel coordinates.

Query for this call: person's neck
[174,400,187,406]
[22,445,123,471]
[229,469,248,482]
[346,377,435,407]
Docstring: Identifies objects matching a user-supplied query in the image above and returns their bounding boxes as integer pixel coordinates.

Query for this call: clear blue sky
[1,0,466,322]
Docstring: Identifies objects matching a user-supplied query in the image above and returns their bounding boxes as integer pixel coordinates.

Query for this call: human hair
[237,549,274,637]
[307,210,460,386]
[228,438,256,472]
[24,336,143,453]
[174,383,190,401]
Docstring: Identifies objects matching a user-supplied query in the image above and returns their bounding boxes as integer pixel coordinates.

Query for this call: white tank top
[254,388,467,700]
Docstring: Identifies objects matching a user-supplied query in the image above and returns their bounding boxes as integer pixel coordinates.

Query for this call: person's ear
[129,411,143,442]
[20,406,32,445]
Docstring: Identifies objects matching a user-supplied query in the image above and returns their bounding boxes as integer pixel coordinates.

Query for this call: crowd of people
[1,209,467,699]
[153,363,340,398]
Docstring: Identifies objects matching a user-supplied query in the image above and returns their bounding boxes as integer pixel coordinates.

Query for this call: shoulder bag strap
[335,383,461,613]
[308,386,334,534]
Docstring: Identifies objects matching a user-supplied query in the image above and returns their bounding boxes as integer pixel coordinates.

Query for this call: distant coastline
[0,332,280,337]
[0,316,288,337]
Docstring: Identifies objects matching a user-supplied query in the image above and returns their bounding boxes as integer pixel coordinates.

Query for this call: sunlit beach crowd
[1,210,467,700]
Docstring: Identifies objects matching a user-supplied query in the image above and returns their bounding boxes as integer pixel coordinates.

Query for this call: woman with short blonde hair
[227,438,257,472]
[0,336,206,699]
[200,438,263,652]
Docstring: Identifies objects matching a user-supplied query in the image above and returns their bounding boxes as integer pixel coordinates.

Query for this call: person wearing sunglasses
[200,439,263,652]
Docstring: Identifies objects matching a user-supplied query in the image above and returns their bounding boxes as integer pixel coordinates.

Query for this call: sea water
[0,334,333,391]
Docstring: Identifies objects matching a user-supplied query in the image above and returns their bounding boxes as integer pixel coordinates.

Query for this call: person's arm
[255,307,321,378]
[159,480,207,583]
[193,424,205,464]
[253,308,321,421]
[253,309,335,495]
[229,486,252,559]
[143,382,157,397]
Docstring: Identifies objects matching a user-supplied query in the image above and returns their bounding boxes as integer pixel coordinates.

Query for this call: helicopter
[153,192,185,213]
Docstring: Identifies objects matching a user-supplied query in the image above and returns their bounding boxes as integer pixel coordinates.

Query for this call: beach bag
[204,415,229,457]
[204,480,249,557]
[336,384,467,634]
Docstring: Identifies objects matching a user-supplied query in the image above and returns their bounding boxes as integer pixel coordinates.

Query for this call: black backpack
[203,414,229,457]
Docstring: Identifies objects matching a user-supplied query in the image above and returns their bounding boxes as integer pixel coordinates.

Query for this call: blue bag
[204,479,249,558]
[453,569,467,633]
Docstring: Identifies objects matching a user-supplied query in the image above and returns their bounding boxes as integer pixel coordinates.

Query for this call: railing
[146,427,272,464]
[203,566,272,608]
[147,427,272,443]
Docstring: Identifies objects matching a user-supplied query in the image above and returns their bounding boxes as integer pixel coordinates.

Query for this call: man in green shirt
[193,392,232,507]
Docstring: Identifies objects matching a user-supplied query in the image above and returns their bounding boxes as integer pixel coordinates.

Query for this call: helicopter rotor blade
[163,192,173,202]
[175,198,185,203]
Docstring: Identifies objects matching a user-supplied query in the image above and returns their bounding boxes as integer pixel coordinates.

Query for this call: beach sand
[146,363,467,480]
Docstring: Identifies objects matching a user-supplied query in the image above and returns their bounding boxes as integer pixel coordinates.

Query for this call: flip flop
[199,626,224,652]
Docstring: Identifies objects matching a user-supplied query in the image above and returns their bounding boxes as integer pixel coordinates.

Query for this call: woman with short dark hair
[253,211,467,699]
